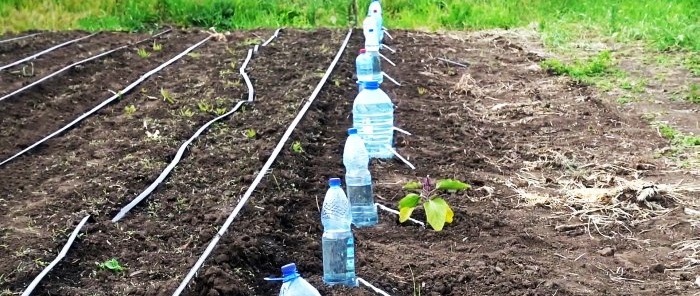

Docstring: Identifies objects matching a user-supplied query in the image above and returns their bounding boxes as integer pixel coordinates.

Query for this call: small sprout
[187,52,201,59]
[97,258,124,273]
[417,86,427,95]
[124,105,136,116]
[137,48,151,58]
[214,108,227,116]
[161,88,175,104]
[152,41,162,51]
[179,107,194,118]
[291,141,304,153]
[197,101,213,113]
[244,128,256,139]
[398,176,470,231]
[334,79,341,87]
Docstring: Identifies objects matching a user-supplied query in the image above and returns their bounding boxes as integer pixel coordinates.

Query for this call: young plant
[152,41,162,51]
[244,128,256,139]
[214,107,227,116]
[197,101,213,113]
[124,105,136,116]
[291,141,304,153]
[179,107,194,118]
[97,258,124,273]
[137,48,151,58]
[399,176,470,231]
[161,88,175,104]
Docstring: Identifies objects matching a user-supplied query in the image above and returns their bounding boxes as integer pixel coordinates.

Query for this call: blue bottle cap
[281,263,297,277]
[364,81,380,89]
[329,178,341,187]
[348,128,358,135]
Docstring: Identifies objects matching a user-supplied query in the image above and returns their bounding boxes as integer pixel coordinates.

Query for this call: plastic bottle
[368,0,384,42]
[264,263,322,296]
[321,178,357,286]
[352,81,394,159]
[355,48,382,91]
[362,16,384,85]
[343,128,378,227]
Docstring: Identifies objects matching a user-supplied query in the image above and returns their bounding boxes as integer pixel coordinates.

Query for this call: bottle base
[323,277,358,287]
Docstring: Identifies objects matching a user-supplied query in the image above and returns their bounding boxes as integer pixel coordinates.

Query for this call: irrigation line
[0,35,212,168]
[112,29,281,222]
[0,28,172,103]
[262,28,282,47]
[0,33,41,44]
[357,277,392,296]
[21,215,90,296]
[0,32,99,71]
[171,28,354,296]
[240,49,255,102]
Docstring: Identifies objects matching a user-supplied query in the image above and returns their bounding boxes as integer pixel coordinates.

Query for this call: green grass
[1,0,699,52]
[688,84,700,104]
[540,50,624,85]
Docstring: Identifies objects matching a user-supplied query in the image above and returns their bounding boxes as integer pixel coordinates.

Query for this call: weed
[179,107,194,118]
[152,41,162,51]
[399,176,470,231]
[187,52,201,59]
[97,258,124,273]
[291,141,304,153]
[161,88,175,104]
[124,104,136,116]
[619,79,646,93]
[616,96,634,104]
[417,86,427,95]
[541,51,616,83]
[687,84,700,104]
[244,128,256,139]
[214,107,227,116]
[197,100,213,113]
[684,55,700,76]
[136,48,151,58]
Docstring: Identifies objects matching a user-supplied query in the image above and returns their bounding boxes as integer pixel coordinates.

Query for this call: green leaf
[403,181,422,190]
[424,198,449,231]
[399,206,417,222]
[436,179,470,191]
[398,193,421,209]
[445,203,454,224]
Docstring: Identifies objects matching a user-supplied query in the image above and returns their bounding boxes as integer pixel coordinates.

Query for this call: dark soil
[0,28,697,296]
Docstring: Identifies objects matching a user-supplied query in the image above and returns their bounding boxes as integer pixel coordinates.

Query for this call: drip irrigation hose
[0,35,212,168]
[0,33,41,44]
[0,28,172,103]
[111,29,282,222]
[0,32,99,71]
[357,277,393,296]
[171,28,354,296]
[20,215,91,296]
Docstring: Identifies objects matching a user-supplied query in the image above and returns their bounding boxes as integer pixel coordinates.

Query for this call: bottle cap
[348,128,358,135]
[281,263,297,277]
[359,48,366,53]
[329,178,341,187]
[364,81,380,89]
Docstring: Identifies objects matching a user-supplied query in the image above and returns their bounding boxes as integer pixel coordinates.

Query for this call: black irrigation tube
[20,215,91,296]
[0,28,172,103]
[171,28,354,296]
[0,32,98,71]
[111,28,283,222]
[0,34,213,168]
[0,33,41,44]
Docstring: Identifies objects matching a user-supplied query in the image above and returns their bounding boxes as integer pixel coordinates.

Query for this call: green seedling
[417,86,427,95]
[214,108,227,116]
[124,105,136,116]
[179,107,194,118]
[244,128,257,139]
[137,48,151,58]
[187,52,201,59]
[97,258,124,273]
[291,141,304,153]
[197,101,213,113]
[161,88,175,104]
[152,41,162,51]
[399,176,470,231]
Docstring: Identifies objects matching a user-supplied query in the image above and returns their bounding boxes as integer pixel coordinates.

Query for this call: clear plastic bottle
[368,0,384,42]
[264,263,321,296]
[321,178,357,286]
[355,48,382,91]
[362,16,383,84]
[343,128,377,227]
[352,81,394,159]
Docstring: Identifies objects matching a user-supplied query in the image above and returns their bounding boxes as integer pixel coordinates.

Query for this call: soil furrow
[0,32,88,65]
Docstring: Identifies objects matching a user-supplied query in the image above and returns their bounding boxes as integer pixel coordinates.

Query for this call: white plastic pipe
[376,203,425,227]
[0,32,98,71]
[382,72,401,86]
[357,277,393,296]
[21,215,90,296]
[171,28,354,296]
[0,33,41,44]
[0,29,172,103]
[381,44,396,53]
[0,35,213,167]
[378,52,395,66]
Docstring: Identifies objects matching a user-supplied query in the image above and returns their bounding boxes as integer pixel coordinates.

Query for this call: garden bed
[0,28,698,296]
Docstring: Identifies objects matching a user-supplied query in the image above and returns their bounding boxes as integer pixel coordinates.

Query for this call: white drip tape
[382,30,393,40]
[0,32,99,71]
[170,28,354,296]
[0,32,41,44]
[262,28,282,47]
[375,203,425,227]
[385,145,415,170]
[378,52,395,66]
[393,126,411,135]
[382,72,401,86]
[381,44,396,53]
[21,215,90,296]
[240,49,255,101]
[357,277,393,296]
[0,29,172,103]
[0,35,213,167]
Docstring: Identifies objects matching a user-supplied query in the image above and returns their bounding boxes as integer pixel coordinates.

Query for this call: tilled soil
[0,29,697,296]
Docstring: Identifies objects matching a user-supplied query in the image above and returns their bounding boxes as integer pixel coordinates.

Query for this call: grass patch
[657,123,700,147]
[540,50,621,84]
[688,84,700,104]
[1,0,699,52]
